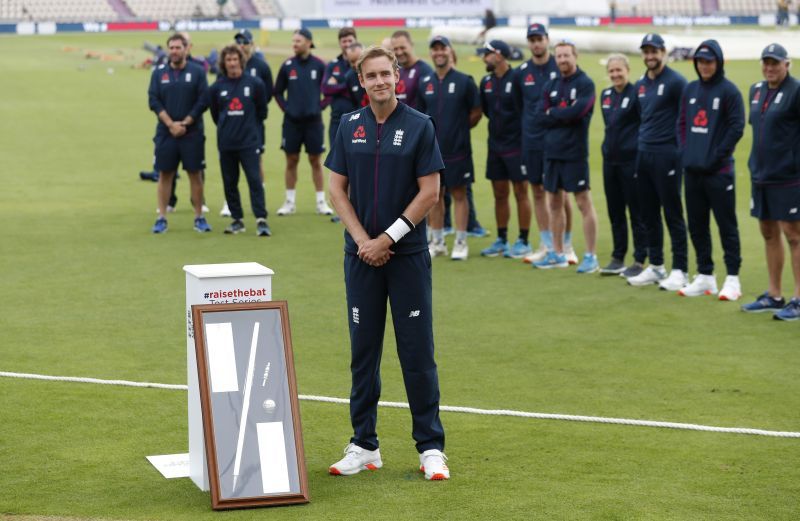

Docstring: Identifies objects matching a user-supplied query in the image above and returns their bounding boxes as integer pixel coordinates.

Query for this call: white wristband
[384,217,413,243]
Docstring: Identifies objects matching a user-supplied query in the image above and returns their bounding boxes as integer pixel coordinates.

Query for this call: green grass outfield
[1,28,799,520]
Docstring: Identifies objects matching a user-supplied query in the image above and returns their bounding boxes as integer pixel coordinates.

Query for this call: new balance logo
[790,208,798,215]
[348,112,361,121]
[352,307,360,324]
[409,310,420,318]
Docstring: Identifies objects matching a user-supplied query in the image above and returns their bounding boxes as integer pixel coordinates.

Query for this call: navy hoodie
[635,64,687,152]
[600,82,640,164]
[206,74,267,151]
[480,67,522,154]
[274,53,328,121]
[539,67,595,161]
[677,40,745,174]
[148,60,207,136]
[747,72,800,185]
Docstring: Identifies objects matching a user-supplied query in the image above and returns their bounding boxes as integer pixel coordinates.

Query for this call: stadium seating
[0,0,117,21]
[633,0,703,16]
[717,0,776,15]
[123,0,239,19]
[250,0,281,17]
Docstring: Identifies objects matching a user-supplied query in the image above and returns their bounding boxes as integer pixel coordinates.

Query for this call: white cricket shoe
[659,269,689,291]
[718,275,742,301]
[429,240,448,257]
[419,449,449,481]
[277,200,296,216]
[678,274,718,297]
[219,202,231,217]
[565,245,579,265]
[329,443,382,476]
[627,265,667,286]
[451,239,468,260]
[523,243,548,264]
[316,200,334,216]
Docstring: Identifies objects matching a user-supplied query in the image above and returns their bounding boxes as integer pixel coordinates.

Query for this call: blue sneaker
[741,292,785,313]
[533,251,568,269]
[152,217,167,234]
[224,219,246,234]
[256,218,271,237]
[480,238,508,257]
[443,227,454,236]
[576,253,599,274]
[467,226,490,238]
[193,216,211,233]
[504,238,532,259]
[774,298,800,321]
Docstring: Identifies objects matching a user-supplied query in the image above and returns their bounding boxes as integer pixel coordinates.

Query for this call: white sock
[455,231,467,243]
[432,228,444,242]
[286,189,296,204]
[316,191,326,204]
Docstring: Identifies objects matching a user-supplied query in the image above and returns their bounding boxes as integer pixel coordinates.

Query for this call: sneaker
[224,219,246,234]
[193,216,211,233]
[523,243,548,264]
[480,238,508,257]
[256,218,271,237]
[627,265,667,286]
[220,202,231,217]
[678,274,718,297]
[504,238,532,259]
[774,298,800,321]
[533,251,569,269]
[151,217,167,234]
[576,253,599,274]
[316,200,334,216]
[659,269,689,291]
[718,275,742,302]
[599,258,626,276]
[741,292,786,313]
[329,443,382,476]
[276,201,296,216]
[451,239,468,260]
[419,449,449,481]
[621,262,645,279]
[467,226,490,238]
[443,227,454,237]
[564,245,579,265]
[140,170,159,182]
[429,240,448,257]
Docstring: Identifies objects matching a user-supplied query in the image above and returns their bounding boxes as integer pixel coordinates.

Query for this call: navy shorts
[544,159,590,193]
[153,131,205,173]
[522,149,546,185]
[486,151,526,182]
[751,182,800,221]
[281,117,325,155]
[442,156,474,188]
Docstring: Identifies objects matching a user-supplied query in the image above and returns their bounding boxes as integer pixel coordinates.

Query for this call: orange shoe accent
[420,465,425,473]
[430,473,447,480]
[704,290,713,295]
[329,467,341,475]
[365,463,378,470]
[719,295,729,301]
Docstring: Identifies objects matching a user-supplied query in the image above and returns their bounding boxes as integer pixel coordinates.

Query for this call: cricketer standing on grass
[325,45,450,480]
[322,28,358,147]
[206,45,271,237]
[344,43,367,108]
[148,32,210,234]
[417,35,482,261]
[533,40,600,273]
[273,28,334,217]
[741,43,800,321]
[627,33,690,291]
[676,40,745,301]
[390,30,434,110]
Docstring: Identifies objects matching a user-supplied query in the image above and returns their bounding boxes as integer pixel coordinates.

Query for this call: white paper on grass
[204,322,239,393]
[146,453,190,479]
[256,422,291,494]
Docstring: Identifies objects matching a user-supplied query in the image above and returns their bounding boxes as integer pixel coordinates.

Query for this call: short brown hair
[554,40,577,56]
[218,44,244,77]
[391,30,412,44]
[356,45,399,77]
[338,27,356,40]
[167,32,187,47]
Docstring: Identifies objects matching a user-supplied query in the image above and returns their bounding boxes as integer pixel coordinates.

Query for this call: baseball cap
[693,46,715,61]
[478,39,511,59]
[295,28,316,48]
[761,43,788,61]
[640,33,666,50]
[527,23,548,38]
[429,35,451,48]
[234,29,253,44]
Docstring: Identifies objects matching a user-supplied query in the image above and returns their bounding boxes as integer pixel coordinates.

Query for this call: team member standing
[206,45,271,237]
[741,43,800,321]
[676,40,745,299]
[533,40,599,273]
[627,34,689,290]
[325,46,449,479]
[417,36,482,260]
[599,54,647,277]
[344,43,367,108]
[273,28,334,216]
[322,28,358,146]
[391,30,434,110]
[478,40,532,259]
[148,33,210,234]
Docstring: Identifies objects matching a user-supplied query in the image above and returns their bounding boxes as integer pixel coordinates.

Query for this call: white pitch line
[2,371,799,438]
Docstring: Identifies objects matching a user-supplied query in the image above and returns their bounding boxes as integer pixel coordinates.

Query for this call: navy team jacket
[748,73,800,185]
[539,67,596,161]
[600,82,640,164]
[148,60,208,136]
[480,68,522,155]
[244,55,273,114]
[517,55,559,152]
[274,54,328,121]
[321,54,353,124]
[635,65,687,152]
[206,74,267,151]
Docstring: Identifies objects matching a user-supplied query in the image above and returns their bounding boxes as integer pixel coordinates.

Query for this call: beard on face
[485,62,495,72]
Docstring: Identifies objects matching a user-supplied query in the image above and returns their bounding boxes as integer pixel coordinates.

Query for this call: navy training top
[148,60,208,136]
[748,74,800,185]
[634,65,687,152]
[517,56,559,151]
[321,54,353,124]
[416,68,481,162]
[274,54,328,121]
[539,67,596,161]
[206,74,267,151]
[324,102,445,255]
[480,68,522,155]
[600,83,640,164]
[244,55,273,114]
[345,69,368,109]
[396,60,434,109]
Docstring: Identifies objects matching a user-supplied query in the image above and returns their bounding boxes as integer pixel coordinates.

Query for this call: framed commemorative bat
[191,301,309,510]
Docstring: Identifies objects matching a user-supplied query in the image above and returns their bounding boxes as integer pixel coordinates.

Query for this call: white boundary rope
[3,371,799,439]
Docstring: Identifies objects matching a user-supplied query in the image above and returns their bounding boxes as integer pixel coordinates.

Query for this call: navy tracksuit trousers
[685,171,741,276]
[603,160,647,264]
[344,251,445,454]
[219,148,266,220]
[636,150,688,271]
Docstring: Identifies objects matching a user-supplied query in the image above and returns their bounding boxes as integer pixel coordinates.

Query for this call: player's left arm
[184,69,209,126]
[712,85,746,166]
[467,78,482,127]
[547,79,595,121]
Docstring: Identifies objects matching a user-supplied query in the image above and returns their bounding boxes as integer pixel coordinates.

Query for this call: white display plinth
[183,262,274,491]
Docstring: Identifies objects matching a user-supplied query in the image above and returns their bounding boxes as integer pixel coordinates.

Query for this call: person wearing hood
[676,40,745,301]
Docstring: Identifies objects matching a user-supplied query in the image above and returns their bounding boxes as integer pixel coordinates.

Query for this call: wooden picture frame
[191,301,309,510]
